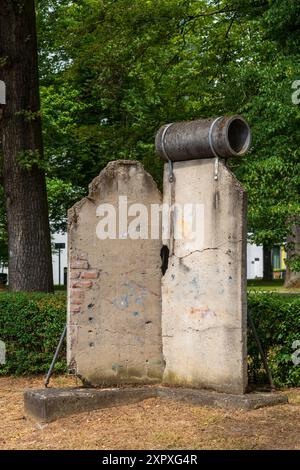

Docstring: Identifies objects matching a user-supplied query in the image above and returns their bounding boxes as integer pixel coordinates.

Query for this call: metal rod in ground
[247,311,275,389]
[44,324,67,388]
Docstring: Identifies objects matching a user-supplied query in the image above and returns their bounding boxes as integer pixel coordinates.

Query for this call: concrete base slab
[157,387,288,411]
[24,387,157,422]
[24,386,288,422]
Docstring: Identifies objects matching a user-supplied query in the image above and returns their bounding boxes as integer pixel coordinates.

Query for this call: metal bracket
[168,159,174,183]
[161,122,175,183]
[208,116,222,181]
[214,156,219,181]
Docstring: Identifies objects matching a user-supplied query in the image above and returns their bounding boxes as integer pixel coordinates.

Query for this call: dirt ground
[0,375,299,450]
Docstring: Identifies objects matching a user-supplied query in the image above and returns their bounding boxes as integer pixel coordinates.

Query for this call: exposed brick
[71,280,93,289]
[71,260,88,270]
[70,289,83,299]
[80,270,99,280]
[80,280,93,288]
[70,298,82,305]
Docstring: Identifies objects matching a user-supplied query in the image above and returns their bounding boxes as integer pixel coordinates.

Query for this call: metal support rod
[248,311,275,390]
[0,80,6,105]
[44,324,67,388]
[0,80,6,120]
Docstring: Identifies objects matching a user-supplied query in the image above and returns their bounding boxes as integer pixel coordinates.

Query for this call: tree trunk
[284,224,300,288]
[263,245,273,281]
[0,0,53,292]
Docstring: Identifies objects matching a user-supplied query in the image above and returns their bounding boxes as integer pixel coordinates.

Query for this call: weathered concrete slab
[24,387,158,422]
[24,387,288,422]
[162,159,248,394]
[67,160,163,386]
[157,387,288,411]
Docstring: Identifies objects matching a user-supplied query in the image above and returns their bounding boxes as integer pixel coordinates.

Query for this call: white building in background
[52,232,67,286]
[247,242,263,279]
[0,231,68,286]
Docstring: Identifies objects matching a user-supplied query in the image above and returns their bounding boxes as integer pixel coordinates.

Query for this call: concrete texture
[67,160,163,386]
[157,387,288,410]
[24,387,157,423]
[24,387,288,422]
[162,159,248,394]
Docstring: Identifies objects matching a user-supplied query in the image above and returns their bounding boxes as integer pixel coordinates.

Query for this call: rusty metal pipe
[155,115,251,161]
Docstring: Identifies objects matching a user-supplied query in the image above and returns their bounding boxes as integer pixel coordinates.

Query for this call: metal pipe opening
[226,117,251,156]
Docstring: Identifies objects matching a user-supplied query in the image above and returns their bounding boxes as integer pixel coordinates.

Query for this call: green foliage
[15,109,42,122]
[47,178,84,233]
[248,292,300,387]
[16,149,48,171]
[40,84,91,185]
[262,0,300,53]
[0,292,66,375]
[285,253,300,273]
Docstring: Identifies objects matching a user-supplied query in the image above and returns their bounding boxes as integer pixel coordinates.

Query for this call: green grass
[0,285,66,293]
[54,285,67,291]
[247,278,300,293]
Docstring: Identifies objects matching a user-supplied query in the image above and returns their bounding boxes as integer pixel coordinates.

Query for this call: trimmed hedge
[248,292,300,387]
[0,291,299,387]
[0,292,66,375]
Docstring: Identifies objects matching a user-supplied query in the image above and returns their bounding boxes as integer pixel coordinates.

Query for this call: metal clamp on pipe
[155,115,251,162]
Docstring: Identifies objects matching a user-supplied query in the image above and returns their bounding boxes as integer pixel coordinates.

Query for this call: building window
[273,246,281,270]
